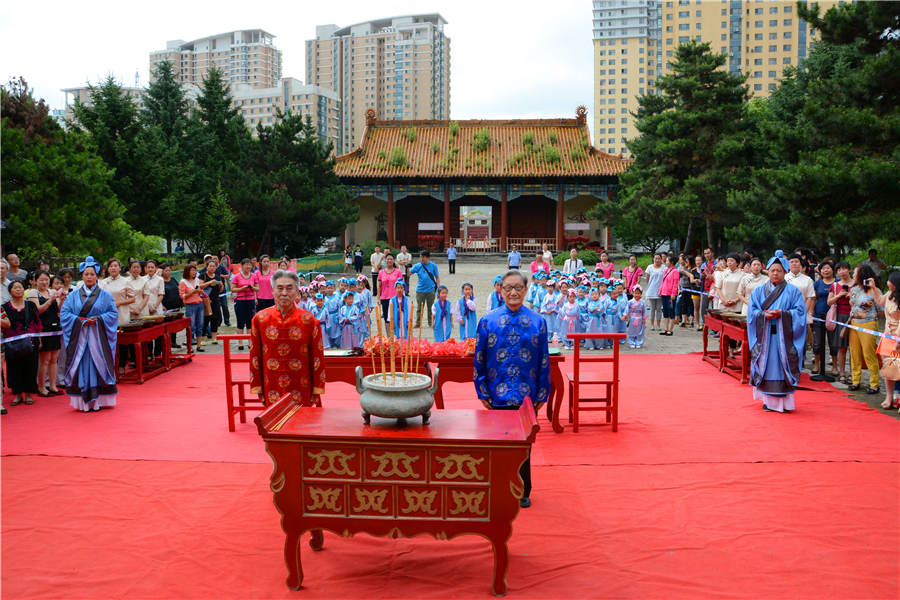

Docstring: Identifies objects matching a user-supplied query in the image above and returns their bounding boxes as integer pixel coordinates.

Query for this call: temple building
[334,107,630,253]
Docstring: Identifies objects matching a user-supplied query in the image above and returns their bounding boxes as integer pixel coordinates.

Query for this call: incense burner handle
[355,366,365,395]
[428,367,440,396]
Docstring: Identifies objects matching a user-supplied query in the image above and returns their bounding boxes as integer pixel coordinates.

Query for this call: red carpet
[2,354,898,598]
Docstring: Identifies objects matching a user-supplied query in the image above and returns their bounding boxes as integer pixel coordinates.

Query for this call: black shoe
[847,384,860,391]
[1,406,6,415]
[519,497,531,508]
[237,345,244,351]
[866,387,880,395]
[810,374,826,382]
[171,343,182,349]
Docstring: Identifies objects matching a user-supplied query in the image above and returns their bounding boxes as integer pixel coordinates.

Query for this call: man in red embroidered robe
[249,270,325,406]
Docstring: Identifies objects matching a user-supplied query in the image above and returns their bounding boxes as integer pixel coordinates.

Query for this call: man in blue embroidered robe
[747,250,808,413]
[474,270,550,508]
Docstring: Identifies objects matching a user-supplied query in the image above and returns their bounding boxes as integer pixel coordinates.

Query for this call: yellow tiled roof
[335,107,630,179]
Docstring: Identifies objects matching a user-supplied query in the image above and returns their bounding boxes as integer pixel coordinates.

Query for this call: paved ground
[186,255,898,418]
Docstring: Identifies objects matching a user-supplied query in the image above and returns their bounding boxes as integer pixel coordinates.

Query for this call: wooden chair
[219,334,265,431]
[564,332,626,432]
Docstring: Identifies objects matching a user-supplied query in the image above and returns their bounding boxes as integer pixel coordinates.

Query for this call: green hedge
[552,249,599,267]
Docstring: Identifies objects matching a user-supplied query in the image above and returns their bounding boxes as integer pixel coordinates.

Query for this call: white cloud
[1,0,594,130]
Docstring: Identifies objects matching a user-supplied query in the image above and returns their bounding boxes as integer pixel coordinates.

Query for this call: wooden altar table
[116,318,193,384]
[702,313,750,384]
[255,395,539,595]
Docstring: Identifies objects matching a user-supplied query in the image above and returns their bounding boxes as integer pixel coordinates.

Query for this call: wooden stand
[116,318,193,384]
[255,397,539,595]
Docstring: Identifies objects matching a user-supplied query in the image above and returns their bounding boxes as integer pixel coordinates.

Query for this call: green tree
[188,66,251,205]
[2,78,159,258]
[71,76,156,228]
[728,2,900,253]
[186,181,236,256]
[139,60,198,252]
[240,110,358,256]
[592,41,755,252]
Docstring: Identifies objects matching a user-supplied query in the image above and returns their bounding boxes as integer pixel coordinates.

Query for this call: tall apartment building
[306,14,451,154]
[232,78,341,149]
[150,29,282,88]
[593,0,839,156]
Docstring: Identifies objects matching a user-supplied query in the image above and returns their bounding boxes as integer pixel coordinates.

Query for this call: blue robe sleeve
[60,289,79,348]
[534,316,550,404]
[97,290,119,356]
[474,317,491,400]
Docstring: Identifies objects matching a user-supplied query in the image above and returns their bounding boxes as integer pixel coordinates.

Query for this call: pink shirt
[378,268,403,300]
[231,272,256,301]
[530,261,550,274]
[658,267,680,297]
[596,262,615,278]
[622,266,643,292]
[254,269,274,300]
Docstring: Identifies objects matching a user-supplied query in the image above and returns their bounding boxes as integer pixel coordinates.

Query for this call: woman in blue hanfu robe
[60,257,120,412]
[747,250,807,413]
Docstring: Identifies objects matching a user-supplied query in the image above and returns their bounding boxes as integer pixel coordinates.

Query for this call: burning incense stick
[413,318,424,376]
[389,302,396,382]
[374,301,386,383]
[404,303,414,381]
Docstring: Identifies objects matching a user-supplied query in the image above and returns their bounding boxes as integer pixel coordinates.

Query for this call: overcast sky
[1,0,595,130]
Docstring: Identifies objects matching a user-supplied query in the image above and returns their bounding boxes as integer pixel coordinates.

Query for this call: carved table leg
[284,529,303,590]
[309,529,324,551]
[489,534,510,597]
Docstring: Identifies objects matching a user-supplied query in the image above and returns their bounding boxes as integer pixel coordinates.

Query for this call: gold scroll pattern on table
[353,489,390,514]
[307,449,357,477]
[400,489,439,515]
[434,454,485,481]
[370,451,420,479]
[308,487,342,512]
[449,490,487,516]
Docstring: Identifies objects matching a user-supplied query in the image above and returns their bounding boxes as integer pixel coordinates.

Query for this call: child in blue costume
[489,275,505,310]
[558,290,581,349]
[455,282,478,339]
[626,286,649,348]
[354,276,374,342]
[576,285,591,342]
[338,291,363,348]
[390,280,411,338]
[584,287,606,350]
[324,281,342,349]
[540,279,560,342]
[311,293,331,349]
[432,285,454,342]
[614,281,629,344]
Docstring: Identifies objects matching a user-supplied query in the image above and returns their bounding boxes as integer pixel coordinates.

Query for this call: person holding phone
[846,265,882,394]
[827,261,854,383]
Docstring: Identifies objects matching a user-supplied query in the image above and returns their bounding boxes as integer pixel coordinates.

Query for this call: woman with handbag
[811,260,837,382]
[179,264,205,353]
[199,260,225,345]
[2,279,43,406]
[827,261,854,383]
[876,271,900,411]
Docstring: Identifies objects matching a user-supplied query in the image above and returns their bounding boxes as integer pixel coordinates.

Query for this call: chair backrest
[567,332,626,386]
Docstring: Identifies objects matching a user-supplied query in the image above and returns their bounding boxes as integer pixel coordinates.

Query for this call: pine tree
[238,110,358,256]
[593,41,756,251]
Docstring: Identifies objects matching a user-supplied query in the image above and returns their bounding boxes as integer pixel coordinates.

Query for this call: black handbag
[5,336,35,359]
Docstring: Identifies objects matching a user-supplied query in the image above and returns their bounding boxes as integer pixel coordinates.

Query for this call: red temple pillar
[387,187,395,248]
[443,187,451,247]
[556,187,565,251]
[500,187,508,252]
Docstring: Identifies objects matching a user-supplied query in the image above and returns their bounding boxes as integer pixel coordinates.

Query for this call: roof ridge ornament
[366,108,377,126]
[576,105,587,124]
